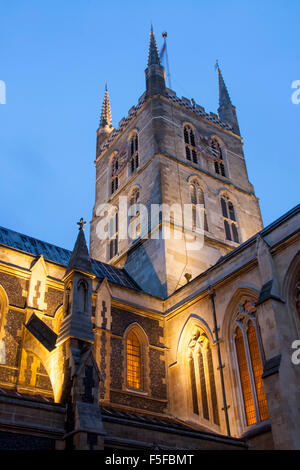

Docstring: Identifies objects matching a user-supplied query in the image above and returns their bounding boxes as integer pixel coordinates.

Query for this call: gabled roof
[0,225,140,291]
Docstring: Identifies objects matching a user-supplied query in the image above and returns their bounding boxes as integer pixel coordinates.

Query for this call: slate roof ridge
[0,225,140,291]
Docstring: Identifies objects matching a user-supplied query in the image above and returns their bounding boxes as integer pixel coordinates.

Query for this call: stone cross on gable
[77,218,87,231]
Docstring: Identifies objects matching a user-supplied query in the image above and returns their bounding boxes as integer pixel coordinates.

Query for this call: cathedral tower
[90,26,263,297]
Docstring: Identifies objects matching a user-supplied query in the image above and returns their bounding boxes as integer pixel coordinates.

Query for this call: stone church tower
[90,26,263,298]
[0,24,299,451]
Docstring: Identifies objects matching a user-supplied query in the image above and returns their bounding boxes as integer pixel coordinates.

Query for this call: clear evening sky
[0,0,299,251]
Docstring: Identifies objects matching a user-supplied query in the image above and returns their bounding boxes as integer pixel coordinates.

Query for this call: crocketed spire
[217,63,232,108]
[147,23,161,67]
[99,82,112,128]
[216,61,240,136]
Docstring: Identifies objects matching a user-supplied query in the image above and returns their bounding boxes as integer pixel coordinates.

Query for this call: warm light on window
[234,303,269,427]
[247,322,269,422]
[127,331,141,389]
[235,325,256,426]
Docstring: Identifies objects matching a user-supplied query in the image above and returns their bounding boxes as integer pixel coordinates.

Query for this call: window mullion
[241,322,261,424]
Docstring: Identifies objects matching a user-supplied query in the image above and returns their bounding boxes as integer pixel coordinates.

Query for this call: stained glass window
[234,303,269,427]
[247,322,269,421]
[127,331,141,389]
[235,325,256,426]
[188,330,219,426]
[189,356,199,415]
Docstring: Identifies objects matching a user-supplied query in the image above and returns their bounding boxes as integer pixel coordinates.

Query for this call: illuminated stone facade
[0,27,299,450]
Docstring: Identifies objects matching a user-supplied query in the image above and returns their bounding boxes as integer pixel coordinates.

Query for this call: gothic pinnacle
[216,61,232,108]
[99,83,112,129]
[147,23,161,67]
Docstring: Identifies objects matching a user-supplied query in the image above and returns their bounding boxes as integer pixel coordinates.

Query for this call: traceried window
[211,139,226,176]
[128,189,141,241]
[130,134,139,173]
[189,182,208,232]
[126,331,141,389]
[111,156,119,194]
[233,300,269,427]
[108,210,118,260]
[188,328,220,426]
[221,195,239,243]
[184,125,198,164]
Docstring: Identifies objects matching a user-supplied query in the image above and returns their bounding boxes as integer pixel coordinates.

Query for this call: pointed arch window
[188,328,220,426]
[211,139,226,176]
[221,195,239,243]
[108,210,118,260]
[190,182,208,232]
[184,126,198,164]
[111,156,119,194]
[128,189,141,241]
[126,331,141,389]
[233,301,269,427]
[130,134,139,173]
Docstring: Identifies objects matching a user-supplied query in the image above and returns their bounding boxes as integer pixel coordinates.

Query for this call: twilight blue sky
[0,0,299,251]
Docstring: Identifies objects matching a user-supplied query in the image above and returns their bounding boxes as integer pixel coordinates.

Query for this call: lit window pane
[127,332,141,389]
[247,321,269,422]
[235,326,256,426]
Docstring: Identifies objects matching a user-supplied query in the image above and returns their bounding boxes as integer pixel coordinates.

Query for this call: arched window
[233,300,269,427]
[190,182,208,232]
[128,189,141,240]
[221,195,239,243]
[184,126,198,164]
[130,134,139,173]
[211,139,226,176]
[108,210,118,260]
[126,331,141,389]
[188,328,220,425]
[111,156,119,194]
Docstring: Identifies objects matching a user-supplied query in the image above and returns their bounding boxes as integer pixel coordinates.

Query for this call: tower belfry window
[221,195,239,243]
[190,182,208,232]
[211,139,226,176]
[108,211,118,260]
[130,134,139,173]
[184,126,198,164]
[111,156,119,194]
[129,189,141,240]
